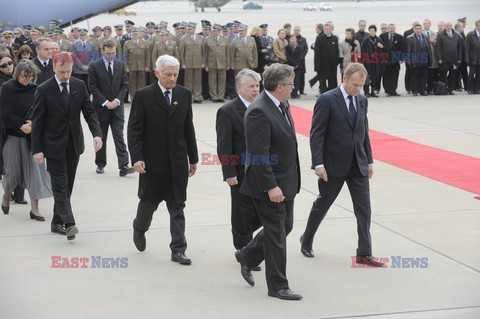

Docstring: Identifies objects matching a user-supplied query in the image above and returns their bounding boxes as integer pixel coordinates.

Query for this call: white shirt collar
[340,84,356,110]
[265,90,281,108]
[38,57,50,65]
[238,94,250,108]
[54,75,69,91]
[157,82,172,95]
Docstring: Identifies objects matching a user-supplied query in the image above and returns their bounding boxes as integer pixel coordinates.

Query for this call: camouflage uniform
[204,34,230,101]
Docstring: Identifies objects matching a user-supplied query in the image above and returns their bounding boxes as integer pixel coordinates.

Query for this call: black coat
[216,97,247,181]
[314,33,339,78]
[436,30,463,69]
[31,76,102,159]
[240,91,300,201]
[253,35,266,73]
[286,44,302,69]
[127,83,198,204]
[380,32,404,65]
[310,87,372,177]
[295,34,308,73]
[361,36,385,79]
[354,30,369,45]
[88,58,129,121]
[465,30,480,65]
[0,79,36,137]
[32,57,55,84]
[405,33,431,68]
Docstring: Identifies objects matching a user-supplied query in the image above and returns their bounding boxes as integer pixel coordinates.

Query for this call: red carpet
[290,105,480,196]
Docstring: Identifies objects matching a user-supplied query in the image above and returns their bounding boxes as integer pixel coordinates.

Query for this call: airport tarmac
[1,1,480,318]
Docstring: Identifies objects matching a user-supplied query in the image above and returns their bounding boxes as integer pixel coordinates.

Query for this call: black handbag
[433,81,448,95]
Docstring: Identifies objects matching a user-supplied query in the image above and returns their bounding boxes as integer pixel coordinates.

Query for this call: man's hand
[182,64,186,69]
[106,100,119,110]
[438,60,443,64]
[368,165,374,179]
[145,67,150,72]
[204,66,209,72]
[93,136,102,152]
[189,163,197,177]
[134,161,146,174]
[81,65,89,71]
[377,42,384,49]
[226,176,238,186]
[33,152,44,164]
[267,186,285,203]
[315,166,328,182]
[20,120,32,134]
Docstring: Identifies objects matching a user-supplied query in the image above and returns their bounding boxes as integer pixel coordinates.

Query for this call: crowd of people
[0,15,478,300]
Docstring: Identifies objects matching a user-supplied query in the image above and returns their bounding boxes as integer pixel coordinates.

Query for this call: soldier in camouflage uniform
[179,22,205,103]
[123,27,151,100]
[90,26,104,60]
[151,31,179,66]
[204,24,230,102]
[53,29,72,52]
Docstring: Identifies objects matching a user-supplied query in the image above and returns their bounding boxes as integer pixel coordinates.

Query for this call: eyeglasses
[283,83,295,87]
[0,61,14,68]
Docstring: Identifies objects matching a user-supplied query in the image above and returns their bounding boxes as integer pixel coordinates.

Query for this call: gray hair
[155,54,180,72]
[262,63,294,92]
[13,59,39,84]
[235,68,261,87]
[343,63,368,79]
[35,37,51,49]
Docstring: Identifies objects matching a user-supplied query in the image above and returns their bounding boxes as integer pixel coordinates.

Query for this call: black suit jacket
[380,32,404,65]
[465,30,480,65]
[88,58,129,121]
[33,57,55,84]
[310,87,372,177]
[436,30,463,66]
[216,97,248,181]
[127,83,198,203]
[406,34,432,68]
[240,91,300,201]
[31,76,102,159]
[286,44,302,69]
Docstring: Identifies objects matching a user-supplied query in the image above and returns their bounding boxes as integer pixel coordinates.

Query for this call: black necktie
[43,62,47,68]
[61,82,69,108]
[279,102,291,127]
[348,95,356,124]
[164,90,171,107]
[82,42,86,48]
[107,62,113,82]
[389,35,393,44]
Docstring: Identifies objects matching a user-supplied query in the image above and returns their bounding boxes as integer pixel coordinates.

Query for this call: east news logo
[351,256,429,268]
[51,256,128,268]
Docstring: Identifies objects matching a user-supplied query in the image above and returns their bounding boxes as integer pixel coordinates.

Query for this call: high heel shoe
[2,205,9,214]
[29,211,45,222]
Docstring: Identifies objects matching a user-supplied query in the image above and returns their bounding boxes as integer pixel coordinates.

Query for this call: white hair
[155,54,180,72]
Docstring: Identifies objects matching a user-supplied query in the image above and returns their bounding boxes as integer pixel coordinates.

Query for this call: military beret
[125,20,135,26]
[146,22,155,28]
[259,24,268,29]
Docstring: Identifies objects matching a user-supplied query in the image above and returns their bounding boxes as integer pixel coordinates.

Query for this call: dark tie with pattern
[164,90,171,107]
[61,82,69,108]
[107,62,113,82]
[279,102,291,127]
[348,95,356,124]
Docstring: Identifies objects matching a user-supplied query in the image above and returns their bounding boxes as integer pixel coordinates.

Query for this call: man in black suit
[436,21,463,94]
[88,40,134,177]
[216,69,262,252]
[128,55,198,265]
[314,23,339,94]
[292,26,308,95]
[32,52,103,240]
[465,19,480,94]
[235,63,302,300]
[380,24,403,96]
[403,20,419,94]
[300,63,383,268]
[286,35,303,99]
[32,38,55,85]
[406,24,432,96]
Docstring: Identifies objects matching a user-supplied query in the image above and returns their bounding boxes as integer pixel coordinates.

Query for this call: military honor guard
[123,27,151,100]
[204,24,229,102]
[179,22,205,103]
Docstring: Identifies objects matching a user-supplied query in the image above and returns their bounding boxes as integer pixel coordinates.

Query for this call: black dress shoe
[300,92,307,95]
[370,93,378,97]
[1,205,9,214]
[96,166,104,174]
[29,211,45,222]
[193,100,203,104]
[14,199,28,205]
[356,255,384,267]
[391,92,401,96]
[413,93,418,96]
[268,288,303,300]
[252,265,262,271]
[448,91,455,95]
[66,225,78,241]
[468,91,475,94]
[119,165,135,177]
[217,99,225,103]
[300,235,314,258]
[420,92,428,96]
[235,250,254,286]
[171,252,192,265]
[51,224,66,235]
[133,221,146,252]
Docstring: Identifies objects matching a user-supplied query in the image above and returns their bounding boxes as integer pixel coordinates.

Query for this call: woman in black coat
[360,25,385,97]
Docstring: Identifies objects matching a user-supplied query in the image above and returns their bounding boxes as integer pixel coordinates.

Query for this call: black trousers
[456,61,468,90]
[439,68,457,92]
[230,184,261,250]
[382,64,400,94]
[225,69,236,99]
[410,66,429,94]
[302,161,372,257]
[291,67,301,97]
[364,74,380,95]
[427,68,439,93]
[95,113,129,169]
[405,66,411,92]
[133,198,187,253]
[468,64,480,92]
[47,137,79,226]
[299,63,306,94]
[177,68,185,86]
[319,72,338,93]
[202,69,210,100]
[242,198,294,292]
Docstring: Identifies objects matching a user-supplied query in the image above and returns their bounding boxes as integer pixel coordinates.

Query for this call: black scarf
[345,38,356,52]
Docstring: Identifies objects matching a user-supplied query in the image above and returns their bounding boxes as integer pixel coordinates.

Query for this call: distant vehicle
[190,0,231,12]
[112,8,137,15]
[303,3,318,11]
[319,2,333,11]
[243,1,263,10]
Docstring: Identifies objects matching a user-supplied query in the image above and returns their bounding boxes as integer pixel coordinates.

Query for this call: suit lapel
[168,87,179,118]
[152,83,170,114]
[264,92,295,139]
[354,96,365,129]
[334,87,353,129]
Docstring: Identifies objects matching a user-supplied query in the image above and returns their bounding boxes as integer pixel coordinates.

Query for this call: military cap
[226,22,233,28]
[159,31,169,36]
[238,24,248,31]
[457,17,466,23]
[154,25,160,31]
[53,29,63,35]
[139,26,147,33]
[212,24,222,31]
[173,22,180,29]
[160,21,168,27]
[187,22,197,29]
[79,28,88,36]
[146,22,155,28]
[50,19,61,26]
[38,26,46,32]
[102,26,112,31]
[2,30,13,37]
[92,26,102,32]
[222,26,229,32]
[131,27,140,35]
[114,24,123,30]
[259,24,268,29]
[46,30,54,37]
[30,29,39,35]
[71,27,79,32]
[283,23,291,28]
[201,20,211,26]
[22,25,33,31]
[124,20,135,26]
[233,20,241,27]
